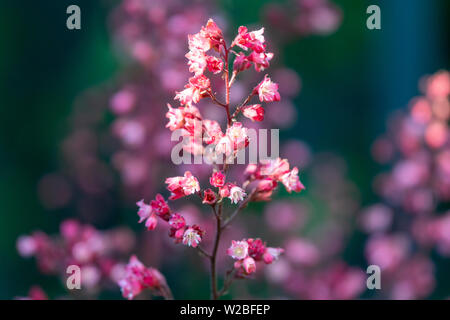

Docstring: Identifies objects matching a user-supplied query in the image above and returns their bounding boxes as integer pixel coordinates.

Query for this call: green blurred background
[0,0,448,299]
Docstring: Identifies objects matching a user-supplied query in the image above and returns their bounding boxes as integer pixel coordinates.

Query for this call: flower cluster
[245,157,305,201]
[360,70,450,299]
[227,239,283,276]
[131,18,304,299]
[118,255,171,300]
[16,219,135,292]
[137,194,205,248]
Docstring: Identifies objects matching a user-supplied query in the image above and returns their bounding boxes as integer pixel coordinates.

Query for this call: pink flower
[206,56,224,74]
[228,185,246,204]
[189,74,211,90]
[242,256,256,274]
[253,178,278,201]
[202,189,217,205]
[215,135,233,156]
[203,120,224,144]
[255,75,280,102]
[242,104,265,121]
[165,104,185,131]
[247,238,267,260]
[210,171,226,188]
[150,194,171,221]
[186,49,207,76]
[118,255,164,300]
[144,214,158,230]
[188,33,211,52]
[165,171,200,200]
[232,26,266,53]
[280,167,305,193]
[200,19,224,50]
[169,213,186,230]
[248,51,273,72]
[182,227,202,248]
[263,247,284,264]
[227,240,249,260]
[174,84,202,106]
[226,122,250,150]
[219,184,231,198]
[233,52,252,72]
[136,199,158,230]
[260,158,290,179]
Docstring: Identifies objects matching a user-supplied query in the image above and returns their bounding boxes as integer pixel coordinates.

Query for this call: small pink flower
[203,120,224,144]
[118,255,165,300]
[215,135,233,156]
[263,247,284,264]
[260,158,290,179]
[242,256,256,274]
[188,33,211,52]
[280,167,305,193]
[182,171,201,195]
[165,104,185,131]
[242,104,265,121]
[219,184,231,198]
[232,26,266,53]
[210,171,226,188]
[255,75,281,102]
[136,199,152,222]
[228,185,247,204]
[206,56,224,74]
[144,213,158,230]
[233,52,252,72]
[226,122,249,150]
[165,171,200,200]
[200,19,224,50]
[186,49,208,76]
[182,227,202,248]
[202,189,217,205]
[174,84,201,106]
[227,240,249,260]
[189,74,211,90]
[169,213,186,230]
[253,178,278,201]
[248,51,273,72]
[150,194,171,221]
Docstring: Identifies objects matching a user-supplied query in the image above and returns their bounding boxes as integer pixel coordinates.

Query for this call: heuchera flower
[229,185,247,204]
[210,171,226,188]
[227,238,283,276]
[242,257,256,274]
[182,226,203,248]
[255,75,281,102]
[136,200,158,230]
[203,120,224,145]
[232,26,266,53]
[169,213,186,230]
[226,122,250,150]
[233,52,252,73]
[118,255,166,300]
[165,104,185,131]
[242,104,265,121]
[248,51,274,72]
[165,171,200,200]
[280,167,305,193]
[227,240,249,260]
[202,189,217,205]
[206,56,224,74]
[150,194,171,221]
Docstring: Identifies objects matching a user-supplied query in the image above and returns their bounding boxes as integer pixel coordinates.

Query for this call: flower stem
[210,203,222,299]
